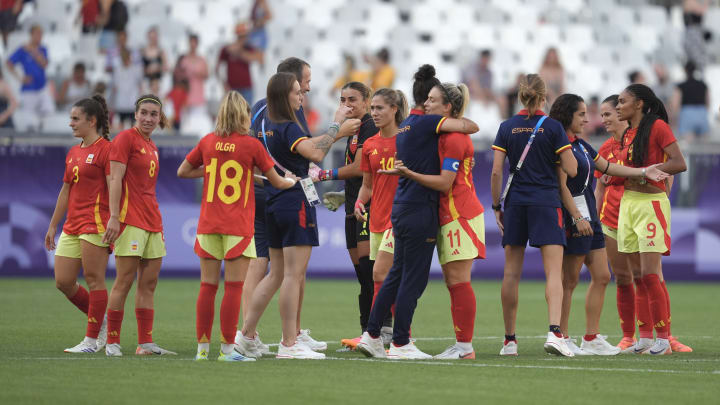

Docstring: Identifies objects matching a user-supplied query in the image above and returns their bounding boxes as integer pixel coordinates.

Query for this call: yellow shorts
[55,232,108,259]
[437,214,486,265]
[602,223,618,241]
[369,228,395,261]
[195,234,256,260]
[617,190,671,255]
[114,225,166,259]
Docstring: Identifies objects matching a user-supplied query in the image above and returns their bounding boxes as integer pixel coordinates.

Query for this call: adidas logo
[140,147,146,154]
[648,241,656,247]
[372,149,378,155]
[109,331,119,337]
[451,249,460,255]
[360,230,368,236]
[88,317,98,323]
[454,325,462,332]
[654,320,666,328]
[385,242,393,248]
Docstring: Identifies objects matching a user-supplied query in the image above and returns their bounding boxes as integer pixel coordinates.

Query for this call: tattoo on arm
[313,134,334,153]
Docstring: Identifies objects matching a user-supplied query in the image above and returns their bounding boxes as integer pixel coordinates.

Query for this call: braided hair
[622,84,668,167]
[73,94,111,140]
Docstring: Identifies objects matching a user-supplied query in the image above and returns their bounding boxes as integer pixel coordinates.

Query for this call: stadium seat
[134,2,170,18]
[367,3,400,28]
[41,113,70,134]
[562,25,595,51]
[637,5,668,30]
[630,26,660,53]
[169,1,203,27]
[12,111,40,132]
[466,25,497,51]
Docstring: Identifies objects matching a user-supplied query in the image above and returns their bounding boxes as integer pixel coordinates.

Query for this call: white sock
[197,343,209,353]
[220,343,234,354]
[83,336,98,345]
[234,330,242,342]
[456,341,473,353]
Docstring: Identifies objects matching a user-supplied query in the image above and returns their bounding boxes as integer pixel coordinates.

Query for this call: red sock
[86,290,108,339]
[68,285,90,314]
[106,309,124,344]
[634,278,654,339]
[136,308,154,344]
[448,282,476,343]
[196,282,218,343]
[643,274,669,339]
[617,284,636,338]
[220,281,243,344]
[584,334,598,341]
[661,281,672,336]
[372,282,382,308]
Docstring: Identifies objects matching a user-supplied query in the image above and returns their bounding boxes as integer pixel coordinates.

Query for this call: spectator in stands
[111,48,143,130]
[57,62,92,111]
[538,47,565,106]
[105,30,139,74]
[6,24,55,125]
[0,0,22,47]
[683,0,710,69]
[331,54,368,94]
[583,96,605,138]
[302,93,319,134]
[0,67,18,129]
[78,0,101,34]
[216,22,263,104]
[177,34,208,114]
[141,26,168,96]
[462,49,495,103]
[248,0,272,64]
[165,76,188,132]
[98,0,129,53]
[672,61,709,140]
[504,73,524,119]
[368,48,394,90]
[653,63,675,109]
[629,70,646,85]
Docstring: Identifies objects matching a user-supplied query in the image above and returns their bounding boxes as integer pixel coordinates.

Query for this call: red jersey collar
[410,108,424,115]
[567,132,577,142]
[517,109,546,116]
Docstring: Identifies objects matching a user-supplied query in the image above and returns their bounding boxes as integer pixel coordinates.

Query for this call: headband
[136,97,162,107]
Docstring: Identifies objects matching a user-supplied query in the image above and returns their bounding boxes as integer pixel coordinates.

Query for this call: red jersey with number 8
[361,133,398,233]
[186,132,274,236]
[62,137,111,235]
[110,128,162,232]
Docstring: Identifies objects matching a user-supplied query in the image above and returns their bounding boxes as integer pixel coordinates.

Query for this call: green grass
[1,278,718,404]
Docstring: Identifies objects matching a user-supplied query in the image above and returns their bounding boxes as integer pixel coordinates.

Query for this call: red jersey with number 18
[186,132,274,236]
[62,137,111,235]
[437,132,484,226]
[110,128,162,232]
[361,133,398,233]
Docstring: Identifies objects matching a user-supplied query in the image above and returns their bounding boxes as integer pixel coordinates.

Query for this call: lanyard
[500,115,547,203]
[255,105,292,174]
[576,142,591,195]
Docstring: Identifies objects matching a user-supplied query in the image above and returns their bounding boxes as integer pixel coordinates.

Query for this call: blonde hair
[518,74,546,119]
[215,91,251,136]
[437,82,470,118]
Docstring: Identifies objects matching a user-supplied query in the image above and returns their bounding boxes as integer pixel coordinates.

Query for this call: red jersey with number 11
[62,137,111,235]
[361,133,398,233]
[186,132,274,236]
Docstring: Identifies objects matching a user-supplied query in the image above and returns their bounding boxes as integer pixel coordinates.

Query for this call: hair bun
[414,64,436,81]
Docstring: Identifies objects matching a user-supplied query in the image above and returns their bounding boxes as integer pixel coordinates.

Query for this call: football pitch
[1,278,718,404]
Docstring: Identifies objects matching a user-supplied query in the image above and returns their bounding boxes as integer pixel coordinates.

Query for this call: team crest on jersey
[85,153,94,164]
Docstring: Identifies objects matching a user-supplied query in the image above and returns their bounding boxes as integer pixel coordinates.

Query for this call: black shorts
[345,208,370,249]
[0,10,18,32]
[254,186,268,258]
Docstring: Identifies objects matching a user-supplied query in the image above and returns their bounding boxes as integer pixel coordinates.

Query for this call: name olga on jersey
[215,142,236,152]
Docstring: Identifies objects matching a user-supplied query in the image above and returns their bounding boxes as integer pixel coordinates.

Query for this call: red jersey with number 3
[361,133,398,233]
[110,128,162,232]
[186,132,274,236]
[62,137,111,235]
[437,132,484,226]
[594,136,626,229]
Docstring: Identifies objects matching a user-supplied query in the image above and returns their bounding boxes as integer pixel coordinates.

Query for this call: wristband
[318,169,337,181]
[492,203,502,211]
[572,216,586,226]
[641,167,647,178]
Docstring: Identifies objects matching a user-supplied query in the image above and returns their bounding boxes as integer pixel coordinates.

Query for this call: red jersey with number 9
[110,128,163,232]
[62,137,111,235]
[361,133,398,233]
[186,132,274,236]
[437,132,484,226]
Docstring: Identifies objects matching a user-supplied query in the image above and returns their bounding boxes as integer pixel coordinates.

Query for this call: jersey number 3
[205,158,245,204]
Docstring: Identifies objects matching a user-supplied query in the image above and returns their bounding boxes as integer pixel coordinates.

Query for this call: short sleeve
[553,126,572,154]
[185,141,203,167]
[285,123,309,153]
[109,132,132,164]
[218,47,228,63]
[62,152,72,183]
[41,46,48,60]
[583,141,599,162]
[99,142,112,176]
[357,120,377,148]
[491,125,507,153]
[254,140,274,173]
[422,114,447,135]
[8,48,21,64]
[439,133,466,161]
[653,120,677,150]
[361,139,372,173]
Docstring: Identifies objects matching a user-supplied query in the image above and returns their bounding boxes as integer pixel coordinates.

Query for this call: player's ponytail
[622,84,668,167]
[135,94,169,129]
[73,95,111,140]
[518,74,547,120]
[373,87,408,126]
[215,90,251,137]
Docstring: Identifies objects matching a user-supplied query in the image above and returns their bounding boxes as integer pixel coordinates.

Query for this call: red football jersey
[109,128,163,232]
[361,133,398,233]
[595,136,626,229]
[62,137,111,235]
[186,132,274,236]
[437,132,484,226]
[624,120,676,191]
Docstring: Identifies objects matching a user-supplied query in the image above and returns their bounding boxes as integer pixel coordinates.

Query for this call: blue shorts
[266,200,319,248]
[254,185,268,258]
[502,205,566,248]
[677,105,709,137]
[564,220,605,255]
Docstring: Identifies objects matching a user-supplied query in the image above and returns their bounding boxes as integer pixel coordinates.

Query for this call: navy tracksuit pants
[367,202,438,346]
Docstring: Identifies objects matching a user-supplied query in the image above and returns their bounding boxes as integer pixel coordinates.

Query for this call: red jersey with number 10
[109,128,162,232]
[62,137,111,235]
[438,132,484,226]
[361,133,398,233]
[186,132,274,236]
